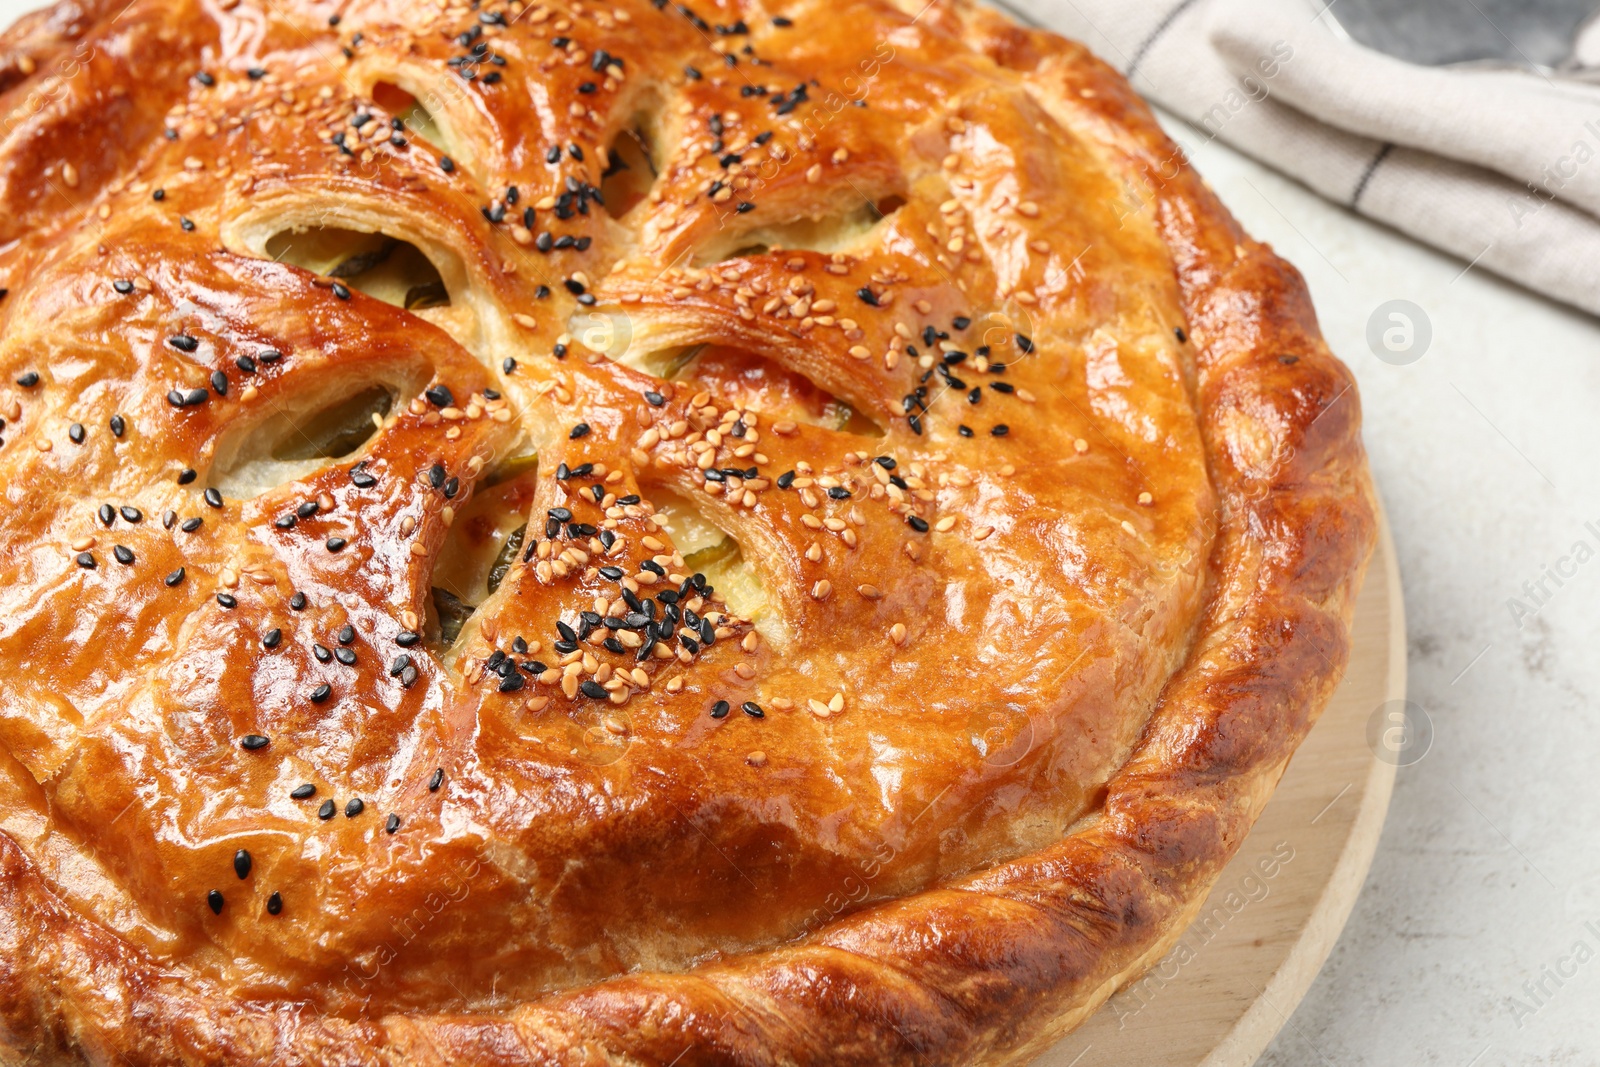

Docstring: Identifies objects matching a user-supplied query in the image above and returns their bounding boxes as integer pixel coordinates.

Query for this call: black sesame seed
[1175,326,1187,343]
[113,279,135,294]
[162,510,176,529]
[1016,333,1035,354]
[396,630,420,646]
[291,783,316,800]
[856,287,879,306]
[234,849,251,879]
[313,644,331,663]
[178,468,197,485]
[120,506,142,523]
[204,488,223,508]
[579,679,607,699]
[165,567,185,586]
[503,357,517,374]
[741,701,764,718]
[181,516,203,532]
[325,536,347,552]
[99,504,115,526]
[290,592,307,611]
[240,734,270,750]
[425,384,454,408]
[67,422,85,444]
[216,593,237,608]
[113,545,134,565]
[428,768,444,792]
[710,700,730,719]
[266,891,282,915]
[992,425,1009,436]
[76,552,95,569]
[907,515,930,532]
[958,425,974,438]
[318,799,336,820]
[345,798,364,818]
[168,334,199,353]
[110,415,125,437]
[210,370,228,396]
[310,684,332,703]
[207,889,224,915]
[385,813,401,834]
[16,372,39,387]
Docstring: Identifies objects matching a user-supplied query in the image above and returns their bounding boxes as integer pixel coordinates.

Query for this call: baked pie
[0,0,1376,1062]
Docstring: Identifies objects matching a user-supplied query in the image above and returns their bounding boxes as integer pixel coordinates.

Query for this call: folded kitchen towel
[1001,0,1600,317]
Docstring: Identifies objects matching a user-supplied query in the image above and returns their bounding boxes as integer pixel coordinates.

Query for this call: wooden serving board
[1038,513,1406,1067]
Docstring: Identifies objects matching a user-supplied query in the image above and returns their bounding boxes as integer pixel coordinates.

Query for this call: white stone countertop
[1,0,1595,1059]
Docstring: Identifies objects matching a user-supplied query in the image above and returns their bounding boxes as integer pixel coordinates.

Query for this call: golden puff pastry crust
[0,0,1376,1063]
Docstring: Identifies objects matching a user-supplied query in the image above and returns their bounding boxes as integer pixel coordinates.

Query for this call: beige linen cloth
[1001,0,1600,316]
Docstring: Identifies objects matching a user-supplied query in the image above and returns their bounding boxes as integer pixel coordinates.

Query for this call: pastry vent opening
[653,492,768,627]
[427,451,539,651]
[697,193,905,266]
[211,384,396,499]
[600,123,660,220]
[265,228,451,311]
[372,81,452,157]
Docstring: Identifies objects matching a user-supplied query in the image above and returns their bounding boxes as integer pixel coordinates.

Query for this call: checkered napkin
[1002,0,1600,317]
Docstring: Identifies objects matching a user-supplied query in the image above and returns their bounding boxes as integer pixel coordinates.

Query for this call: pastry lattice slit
[264,229,450,311]
[652,491,767,625]
[209,384,395,499]
[428,452,539,650]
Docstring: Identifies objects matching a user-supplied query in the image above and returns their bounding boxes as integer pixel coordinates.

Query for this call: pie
[0,0,1377,1062]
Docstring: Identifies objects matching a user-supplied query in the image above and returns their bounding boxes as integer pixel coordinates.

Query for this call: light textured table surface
[1,1,1596,1062]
